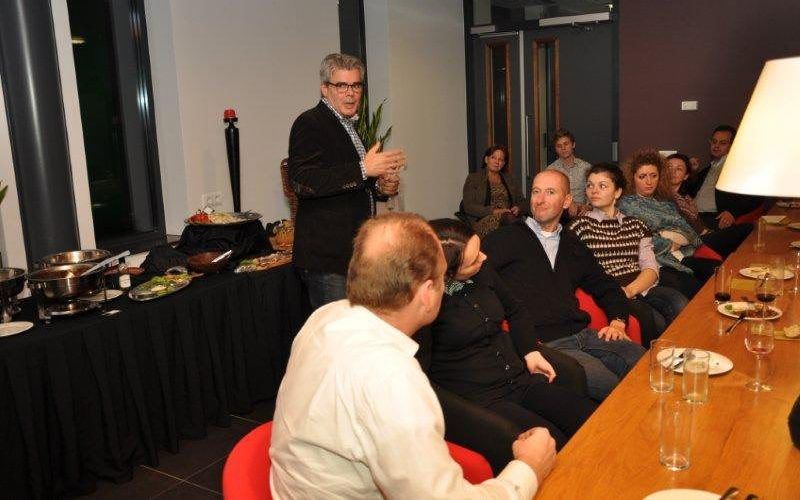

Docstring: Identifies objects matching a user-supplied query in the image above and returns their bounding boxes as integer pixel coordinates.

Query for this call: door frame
[531,37,561,172]
[483,39,513,168]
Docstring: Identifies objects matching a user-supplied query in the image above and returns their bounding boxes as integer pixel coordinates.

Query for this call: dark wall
[619,0,800,161]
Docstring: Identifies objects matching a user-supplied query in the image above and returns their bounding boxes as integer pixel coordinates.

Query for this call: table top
[536,207,800,499]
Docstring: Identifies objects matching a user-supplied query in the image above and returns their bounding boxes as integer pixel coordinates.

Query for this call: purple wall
[619,1,800,161]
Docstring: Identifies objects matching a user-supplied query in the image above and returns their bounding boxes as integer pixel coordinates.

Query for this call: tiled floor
[79,399,276,499]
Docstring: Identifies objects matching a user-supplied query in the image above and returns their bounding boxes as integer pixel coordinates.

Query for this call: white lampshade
[716,56,800,198]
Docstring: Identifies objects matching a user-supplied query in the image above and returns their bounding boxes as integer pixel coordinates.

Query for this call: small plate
[788,222,800,231]
[761,215,787,224]
[777,200,800,208]
[718,301,782,321]
[739,266,794,280]
[644,490,718,500]
[790,240,800,249]
[80,289,124,302]
[673,348,733,376]
[0,321,34,337]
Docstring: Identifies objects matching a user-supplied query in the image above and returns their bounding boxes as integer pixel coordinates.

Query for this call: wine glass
[745,320,774,391]
[789,249,800,295]
[756,274,778,319]
[713,264,732,304]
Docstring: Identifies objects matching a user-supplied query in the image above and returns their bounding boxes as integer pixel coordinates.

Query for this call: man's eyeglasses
[326,81,364,94]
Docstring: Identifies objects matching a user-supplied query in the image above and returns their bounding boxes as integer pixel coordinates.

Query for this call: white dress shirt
[270,300,538,499]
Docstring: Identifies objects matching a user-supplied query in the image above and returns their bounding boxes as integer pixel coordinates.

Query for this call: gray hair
[319,53,365,84]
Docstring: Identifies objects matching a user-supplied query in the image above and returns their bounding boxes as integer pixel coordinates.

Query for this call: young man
[271,212,557,499]
[546,128,591,217]
[482,170,646,401]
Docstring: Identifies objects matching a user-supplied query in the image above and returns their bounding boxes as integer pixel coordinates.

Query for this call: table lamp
[716,56,800,198]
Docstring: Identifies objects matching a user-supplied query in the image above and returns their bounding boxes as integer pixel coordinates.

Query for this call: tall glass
[789,249,800,294]
[745,320,774,391]
[682,349,710,404]
[768,255,786,296]
[649,339,675,392]
[713,264,732,304]
[753,217,766,251]
[659,399,693,471]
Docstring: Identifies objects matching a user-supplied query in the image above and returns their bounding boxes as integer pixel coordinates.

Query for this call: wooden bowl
[187,251,229,274]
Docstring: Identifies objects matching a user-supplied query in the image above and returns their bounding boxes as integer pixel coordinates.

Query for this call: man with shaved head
[483,171,645,401]
[271,212,557,498]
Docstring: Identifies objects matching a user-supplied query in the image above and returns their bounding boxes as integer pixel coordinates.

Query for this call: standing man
[270,213,556,498]
[482,170,645,401]
[288,53,405,309]
[546,128,591,217]
[686,125,762,229]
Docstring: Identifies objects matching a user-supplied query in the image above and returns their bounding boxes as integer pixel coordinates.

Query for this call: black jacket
[288,101,384,274]
[482,220,630,342]
[685,163,763,217]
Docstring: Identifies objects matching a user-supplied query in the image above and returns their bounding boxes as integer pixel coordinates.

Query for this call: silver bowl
[0,268,26,300]
[27,263,104,300]
[39,249,111,268]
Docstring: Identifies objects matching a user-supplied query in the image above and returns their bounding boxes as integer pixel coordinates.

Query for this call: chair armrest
[575,288,642,345]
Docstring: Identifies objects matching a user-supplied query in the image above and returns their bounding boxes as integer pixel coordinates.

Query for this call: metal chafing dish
[26,263,104,301]
[0,268,26,323]
[38,249,111,268]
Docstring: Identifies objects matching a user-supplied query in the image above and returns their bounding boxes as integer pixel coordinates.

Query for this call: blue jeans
[297,269,347,310]
[641,286,688,326]
[546,328,646,401]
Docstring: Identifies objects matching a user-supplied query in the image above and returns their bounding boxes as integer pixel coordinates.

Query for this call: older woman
[666,153,751,258]
[422,219,596,449]
[462,145,527,237]
[617,149,718,299]
[569,163,688,346]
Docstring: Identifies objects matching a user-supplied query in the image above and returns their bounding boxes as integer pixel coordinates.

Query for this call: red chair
[222,421,494,499]
[734,204,764,225]
[693,244,723,262]
[574,288,642,345]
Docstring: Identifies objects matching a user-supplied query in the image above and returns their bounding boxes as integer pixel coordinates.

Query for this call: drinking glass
[745,320,774,391]
[682,349,710,404]
[756,274,779,318]
[659,399,693,471]
[649,339,675,392]
[768,255,786,296]
[789,250,800,295]
[713,265,732,304]
[753,217,766,251]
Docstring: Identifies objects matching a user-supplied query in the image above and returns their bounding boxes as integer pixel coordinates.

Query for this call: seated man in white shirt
[270,212,556,499]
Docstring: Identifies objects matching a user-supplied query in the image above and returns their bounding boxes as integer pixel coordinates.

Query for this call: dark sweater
[482,220,630,342]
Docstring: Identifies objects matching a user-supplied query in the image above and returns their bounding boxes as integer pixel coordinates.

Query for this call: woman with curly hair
[617,149,718,299]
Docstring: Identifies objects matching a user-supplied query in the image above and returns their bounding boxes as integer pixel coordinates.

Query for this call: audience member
[569,163,688,346]
[667,153,751,257]
[270,212,556,499]
[288,53,405,309]
[423,218,596,450]
[483,170,645,401]
[546,129,591,217]
[462,145,527,237]
[684,125,763,230]
[617,149,718,299]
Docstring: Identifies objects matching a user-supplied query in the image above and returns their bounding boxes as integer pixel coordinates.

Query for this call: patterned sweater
[568,209,655,286]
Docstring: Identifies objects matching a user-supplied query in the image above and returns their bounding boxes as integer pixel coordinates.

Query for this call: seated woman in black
[426,218,596,449]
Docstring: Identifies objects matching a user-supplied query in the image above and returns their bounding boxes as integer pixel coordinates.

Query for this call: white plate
[717,301,782,321]
[790,240,800,249]
[788,222,800,231]
[738,266,794,280]
[673,348,733,375]
[777,200,800,208]
[80,289,124,302]
[644,489,718,500]
[761,215,787,224]
[0,321,34,337]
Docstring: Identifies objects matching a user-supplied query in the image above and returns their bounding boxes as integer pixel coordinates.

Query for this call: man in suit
[482,170,645,401]
[288,53,405,309]
[686,124,762,229]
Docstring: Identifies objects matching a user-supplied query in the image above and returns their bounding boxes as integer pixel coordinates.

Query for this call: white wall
[145,0,340,234]
[365,0,468,219]
[0,84,27,268]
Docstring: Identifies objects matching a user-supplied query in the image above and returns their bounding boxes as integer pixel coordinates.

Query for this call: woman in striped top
[568,163,688,346]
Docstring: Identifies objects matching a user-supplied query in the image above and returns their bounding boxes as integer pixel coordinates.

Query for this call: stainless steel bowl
[0,268,26,299]
[39,249,111,268]
[27,263,104,300]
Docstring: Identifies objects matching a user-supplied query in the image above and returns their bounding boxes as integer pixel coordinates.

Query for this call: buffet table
[0,264,307,498]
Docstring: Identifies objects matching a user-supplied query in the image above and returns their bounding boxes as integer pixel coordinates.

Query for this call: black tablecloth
[0,265,307,498]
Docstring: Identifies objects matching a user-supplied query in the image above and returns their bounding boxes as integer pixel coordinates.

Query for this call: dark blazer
[462,170,527,221]
[288,101,384,274]
[685,162,763,217]
[482,220,630,342]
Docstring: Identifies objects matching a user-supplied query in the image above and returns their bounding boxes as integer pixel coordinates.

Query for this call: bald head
[535,169,570,195]
[530,169,573,228]
[347,213,445,312]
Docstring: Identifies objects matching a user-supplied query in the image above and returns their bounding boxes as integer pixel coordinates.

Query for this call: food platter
[235,253,292,273]
[129,274,191,301]
[185,211,262,226]
[717,301,782,321]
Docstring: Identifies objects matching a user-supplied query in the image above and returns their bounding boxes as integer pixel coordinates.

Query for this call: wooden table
[536,207,800,499]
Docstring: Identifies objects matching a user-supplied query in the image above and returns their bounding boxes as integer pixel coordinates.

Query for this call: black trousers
[484,375,597,450]
[659,266,703,299]
[700,222,753,258]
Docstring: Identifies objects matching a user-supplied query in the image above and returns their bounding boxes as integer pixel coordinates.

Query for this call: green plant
[0,181,6,205]
[356,98,392,151]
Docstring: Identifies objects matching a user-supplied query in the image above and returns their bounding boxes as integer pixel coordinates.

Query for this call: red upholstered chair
[574,288,642,345]
[693,244,723,262]
[734,204,765,225]
[222,421,494,499]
